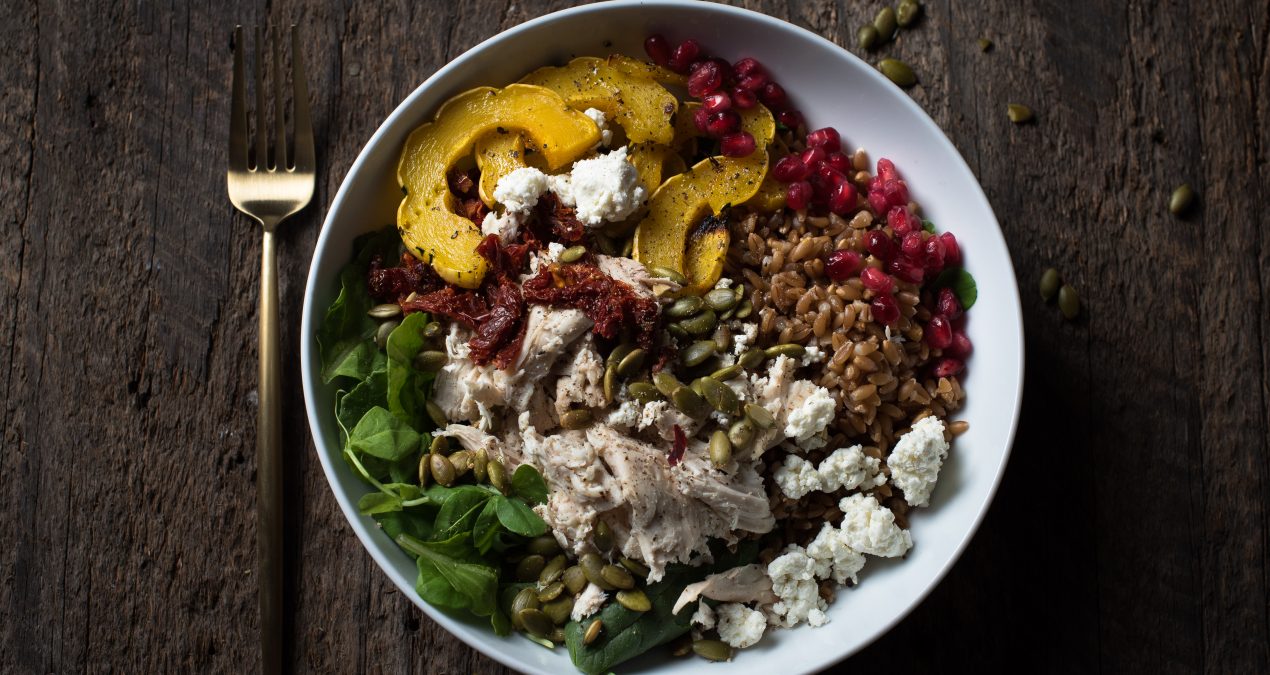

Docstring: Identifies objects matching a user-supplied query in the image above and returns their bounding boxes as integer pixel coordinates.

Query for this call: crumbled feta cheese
[493,167,551,214]
[818,444,885,493]
[801,344,825,367]
[784,386,836,443]
[583,107,613,147]
[529,241,568,275]
[714,277,733,289]
[731,322,758,357]
[691,601,716,630]
[710,410,731,427]
[766,546,828,628]
[716,603,767,648]
[773,455,824,499]
[605,399,642,428]
[551,147,646,225]
[637,400,671,430]
[887,416,949,507]
[571,583,608,622]
[838,493,912,558]
[806,522,866,585]
[480,210,521,244]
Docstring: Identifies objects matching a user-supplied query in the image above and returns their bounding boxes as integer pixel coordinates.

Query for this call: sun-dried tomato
[521,261,660,348]
[467,279,526,369]
[368,252,444,301]
[448,169,477,197]
[459,197,489,225]
[401,287,487,328]
[532,192,585,243]
[668,424,687,467]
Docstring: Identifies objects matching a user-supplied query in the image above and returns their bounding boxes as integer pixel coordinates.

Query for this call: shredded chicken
[595,254,674,297]
[553,335,607,419]
[672,564,779,615]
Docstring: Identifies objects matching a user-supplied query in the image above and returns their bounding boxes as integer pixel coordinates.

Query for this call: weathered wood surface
[2,0,1267,673]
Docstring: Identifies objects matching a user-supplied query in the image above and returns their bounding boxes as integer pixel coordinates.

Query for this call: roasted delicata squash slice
[627,142,687,201]
[475,132,525,207]
[606,54,688,87]
[743,172,788,212]
[397,84,600,288]
[633,104,776,294]
[520,57,678,145]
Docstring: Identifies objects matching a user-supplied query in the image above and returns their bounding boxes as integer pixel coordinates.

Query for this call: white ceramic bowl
[301,2,1024,672]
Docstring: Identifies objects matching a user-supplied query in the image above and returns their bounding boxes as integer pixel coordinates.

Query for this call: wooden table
[3,1,1267,672]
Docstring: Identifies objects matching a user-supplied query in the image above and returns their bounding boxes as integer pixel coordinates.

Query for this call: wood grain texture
[1,0,1266,673]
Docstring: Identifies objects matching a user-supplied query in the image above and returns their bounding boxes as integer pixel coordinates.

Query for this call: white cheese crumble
[479,210,521,244]
[801,344,825,367]
[773,455,824,499]
[838,493,912,558]
[806,522,866,585]
[583,107,613,147]
[690,601,716,630]
[818,445,886,493]
[784,387,836,444]
[551,146,646,226]
[713,277,733,289]
[716,603,767,648]
[766,547,828,628]
[492,166,551,215]
[605,399,642,428]
[887,416,949,507]
[731,322,758,357]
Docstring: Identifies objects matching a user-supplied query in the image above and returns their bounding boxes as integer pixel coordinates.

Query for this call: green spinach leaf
[494,495,548,537]
[404,533,499,616]
[317,229,400,383]
[335,365,388,443]
[931,268,978,310]
[435,486,497,536]
[347,406,421,462]
[511,464,549,505]
[374,509,435,542]
[472,499,503,555]
[386,312,432,426]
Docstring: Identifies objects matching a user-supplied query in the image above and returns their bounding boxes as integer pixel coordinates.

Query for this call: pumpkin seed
[422,320,441,338]
[977,37,993,52]
[709,430,732,468]
[527,535,561,557]
[874,7,898,40]
[516,555,546,583]
[542,596,574,625]
[425,401,447,429]
[615,589,651,613]
[525,634,555,649]
[549,627,567,644]
[728,418,755,447]
[375,319,398,349]
[667,323,690,340]
[718,307,736,321]
[1039,267,1061,302]
[593,520,614,553]
[1169,183,1195,215]
[619,557,650,579]
[700,377,740,415]
[734,299,753,319]
[653,371,682,397]
[857,24,880,51]
[367,303,402,319]
[628,381,662,403]
[417,451,431,486]
[897,0,921,27]
[713,324,732,353]
[705,288,738,312]
[765,343,806,359]
[429,434,450,456]
[559,245,587,263]
[579,552,614,590]
[617,348,647,377]
[1058,284,1081,320]
[690,378,706,397]
[563,566,588,594]
[673,385,710,419]
[583,619,604,645]
[879,58,917,88]
[472,447,488,482]
[601,564,636,590]
[739,349,766,369]
[604,364,618,403]
[680,340,717,367]
[710,364,743,381]
[511,587,541,628]
[447,450,473,476]
[679,308,718,336]
[539,554,567,585]
[671,635,694,657]
[537,581,565,604]
[649,265,688,285]
[692,639,734,662]
[560,409,594,431]
[412,350,447,372]
[1007,103,1034,123]
[666,295,705,318]
[518,608,553,638]
[744,402,776,429]
[429,453,456,487]
[607,342,635,368]
[487,459,509,494]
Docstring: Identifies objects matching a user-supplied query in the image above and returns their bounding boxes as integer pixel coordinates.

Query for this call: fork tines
[229,25,313,175]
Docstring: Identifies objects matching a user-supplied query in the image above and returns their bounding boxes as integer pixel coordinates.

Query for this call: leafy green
[317,230,399,384]
[494,495,549,537]
[336,365,387,442]
[511,463,550,505]
[435,486,497,536]
[922,218,936,233]
[400,532,499,616]
[931,267,978,310]
[565,541,758,675]
[348,406,421,462]
[472,499,503,554]
[386,312,433,426]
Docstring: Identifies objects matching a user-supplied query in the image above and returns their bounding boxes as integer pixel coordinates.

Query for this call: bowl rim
[300,1,1025,672]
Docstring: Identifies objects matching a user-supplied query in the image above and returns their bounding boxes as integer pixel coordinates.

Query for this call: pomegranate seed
[871,293,901,325]
[644,35,672,66]
[705,110,741,136]
[777,109,804,130]
[687,61,724,97]
[815,162,847,187]
[730,87,758,109]
[668,39,701,72]
[692,107,712,133]
[933,357,964,378]
[887,257,925,284]
[947,331,973,358]
[882,179,910,208]
[737,72,769,92]
[806,127,842,152]
[720,131,756,157]
[888,206,915,235]
[828,180,858,215]
[865,231,897,261]
[926,315,953,349]
[937,287,962,320]
[826,152,852,173]
[901,231,924,260]
[733,57,763,77]
[923,235,947,272]
[708,57,734,82]
[860,266,894,293]
[876,158,899,182]
[758,81,788,107]
[800,146,827,167]
[772,155,811,182]
[702,92,732,115]
[825,250,863,281]
[940,232,962,267]
[786,181,813,210]
[867,190,890,215]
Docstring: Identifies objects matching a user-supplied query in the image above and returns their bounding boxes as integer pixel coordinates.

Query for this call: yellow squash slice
[474,132,525,207]
[520,57,678,145]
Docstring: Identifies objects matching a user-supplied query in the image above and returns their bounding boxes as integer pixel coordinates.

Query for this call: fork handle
[258,227,284,673]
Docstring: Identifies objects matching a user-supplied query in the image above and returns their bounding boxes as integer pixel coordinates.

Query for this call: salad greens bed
[317,230,739,673]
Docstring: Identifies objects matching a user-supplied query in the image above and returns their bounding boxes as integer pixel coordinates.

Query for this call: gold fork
[227,24,314,673]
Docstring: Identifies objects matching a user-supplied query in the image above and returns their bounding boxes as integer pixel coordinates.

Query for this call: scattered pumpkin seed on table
[977,37,993,52]
[897,0,922,27]
[1058,285,1081,320]
[1007,103,1034,123]
[1039,267,1061,301]
[873,6,898,40]
[1169,183,1195,215]
[879,59,917,88]
[857,24,880,51]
